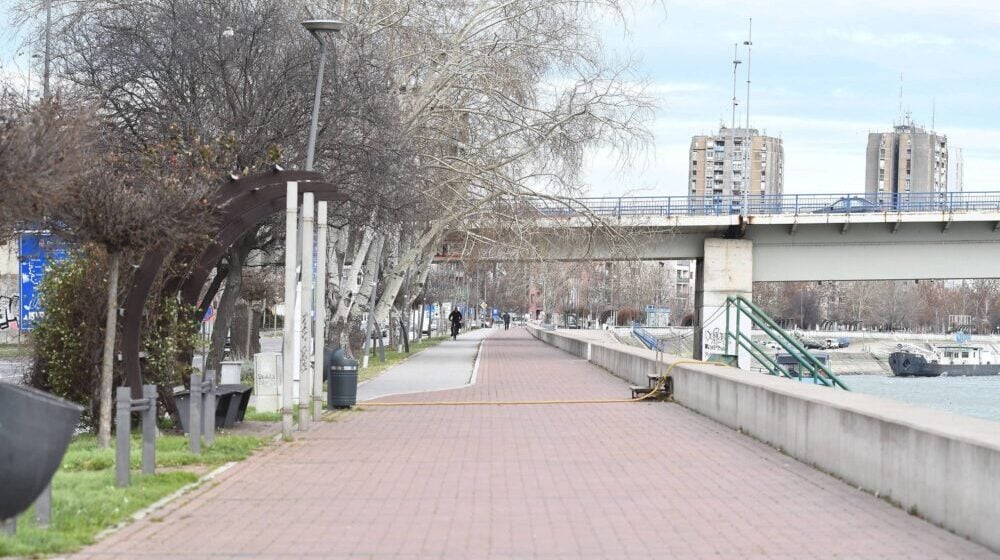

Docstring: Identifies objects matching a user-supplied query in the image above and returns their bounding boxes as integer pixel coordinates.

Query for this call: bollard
[189,373,202,455]
[202,371,215,448]
[115,387,131,488]
[0,517,14,536]
[142,385,157,475]
[34,483,51,528]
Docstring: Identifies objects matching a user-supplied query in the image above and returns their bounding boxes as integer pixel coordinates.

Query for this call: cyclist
[448,307,463,340]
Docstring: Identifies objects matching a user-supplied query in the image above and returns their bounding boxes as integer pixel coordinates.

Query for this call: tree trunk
[206,239,251,374]
[250,306,263,355]
[97,250,120,449]
[230,300,252,360]
[371,222,446,325]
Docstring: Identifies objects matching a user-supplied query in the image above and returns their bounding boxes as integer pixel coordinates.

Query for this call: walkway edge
[358,334,488,402]
[88,461,239,545]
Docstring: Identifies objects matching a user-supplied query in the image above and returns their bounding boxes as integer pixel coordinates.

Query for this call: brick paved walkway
[74,328,996,559]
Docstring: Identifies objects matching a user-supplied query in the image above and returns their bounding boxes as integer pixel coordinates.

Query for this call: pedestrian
[502,311,511,331]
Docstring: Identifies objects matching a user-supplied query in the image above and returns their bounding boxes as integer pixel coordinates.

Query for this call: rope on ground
[357,359,728,407]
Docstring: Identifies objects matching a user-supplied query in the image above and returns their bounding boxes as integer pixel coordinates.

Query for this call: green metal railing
[724,295,849,390]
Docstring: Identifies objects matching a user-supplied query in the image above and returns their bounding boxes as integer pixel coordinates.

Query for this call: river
[841,374,1000,423]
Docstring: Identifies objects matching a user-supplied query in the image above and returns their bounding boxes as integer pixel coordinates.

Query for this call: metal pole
[305,40,328,172]
[313,201,328,421]
[282,182,299,439]
[299,193,314,430]
[142,385,157,475]
[189,373,202,455]
[34,482,51,528]
[115,387,131,487]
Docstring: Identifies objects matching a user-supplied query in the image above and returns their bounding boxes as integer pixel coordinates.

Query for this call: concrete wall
[527,326,1000,553]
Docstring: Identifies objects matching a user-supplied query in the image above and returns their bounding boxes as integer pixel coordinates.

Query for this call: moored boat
[889,345,1000,377]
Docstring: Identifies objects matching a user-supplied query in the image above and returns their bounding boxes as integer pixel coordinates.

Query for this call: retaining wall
[527,326,1000,553]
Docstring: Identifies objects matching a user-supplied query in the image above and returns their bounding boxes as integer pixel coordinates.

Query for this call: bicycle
[451,321,460,340]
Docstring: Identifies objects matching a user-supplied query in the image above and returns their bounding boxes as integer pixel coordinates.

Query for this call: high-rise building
[865,123,948,203]
[689,127,784,205]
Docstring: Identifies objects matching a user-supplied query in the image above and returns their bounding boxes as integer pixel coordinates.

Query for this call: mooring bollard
[115,385,159,488]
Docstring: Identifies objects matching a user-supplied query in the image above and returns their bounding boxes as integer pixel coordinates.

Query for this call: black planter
[0,382,83,520]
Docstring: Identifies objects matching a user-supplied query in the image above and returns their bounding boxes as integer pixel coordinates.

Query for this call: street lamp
[301,19,344,170]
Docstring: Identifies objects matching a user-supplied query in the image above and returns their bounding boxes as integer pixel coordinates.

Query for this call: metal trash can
[326,347,358,409]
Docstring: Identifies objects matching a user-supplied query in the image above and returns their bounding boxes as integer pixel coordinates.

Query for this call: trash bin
[326,347,358,409]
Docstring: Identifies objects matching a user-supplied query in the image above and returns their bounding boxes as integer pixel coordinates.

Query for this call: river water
[841,374,1000,423]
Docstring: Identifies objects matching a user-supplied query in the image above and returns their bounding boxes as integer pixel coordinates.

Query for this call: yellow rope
[358,359,721,407]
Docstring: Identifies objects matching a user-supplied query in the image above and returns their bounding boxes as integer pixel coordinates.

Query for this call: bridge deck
[75,328,996,558]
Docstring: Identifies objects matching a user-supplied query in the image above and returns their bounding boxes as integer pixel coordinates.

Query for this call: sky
[584,0,1000,197]
[3,0,1000,198]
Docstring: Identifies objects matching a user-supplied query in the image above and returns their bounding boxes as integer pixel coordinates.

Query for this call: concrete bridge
[446,191,1000,366]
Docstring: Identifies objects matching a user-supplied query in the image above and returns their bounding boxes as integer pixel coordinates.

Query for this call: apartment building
[865,123,948,203]
[689,127,784,204]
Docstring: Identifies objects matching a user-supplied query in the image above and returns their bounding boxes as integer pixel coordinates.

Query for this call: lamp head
[302,19,344,35]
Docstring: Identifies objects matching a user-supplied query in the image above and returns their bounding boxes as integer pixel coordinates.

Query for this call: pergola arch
[121,170,347,399]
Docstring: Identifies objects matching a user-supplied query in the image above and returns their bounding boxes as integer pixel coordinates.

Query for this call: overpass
[453,191,1000,367]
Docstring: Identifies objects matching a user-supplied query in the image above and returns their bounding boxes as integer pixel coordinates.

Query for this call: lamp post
[299,19,342,424]
[302,19,343,172]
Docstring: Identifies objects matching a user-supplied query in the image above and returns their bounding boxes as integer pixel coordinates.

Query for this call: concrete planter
[0,383,83,519]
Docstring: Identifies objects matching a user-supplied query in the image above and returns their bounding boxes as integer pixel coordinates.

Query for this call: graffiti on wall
[0,295,19,330]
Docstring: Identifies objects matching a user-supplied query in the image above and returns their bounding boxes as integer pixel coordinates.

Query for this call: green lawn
[0,342,31,359]
[0,432,267,558]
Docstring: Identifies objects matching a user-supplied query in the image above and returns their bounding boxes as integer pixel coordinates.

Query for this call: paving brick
[72,328,997,559]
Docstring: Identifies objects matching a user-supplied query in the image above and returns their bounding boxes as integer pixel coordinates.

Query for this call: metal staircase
[723,296,849,390]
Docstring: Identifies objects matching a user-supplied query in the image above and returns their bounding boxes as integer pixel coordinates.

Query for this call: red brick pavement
[72,328,997,559]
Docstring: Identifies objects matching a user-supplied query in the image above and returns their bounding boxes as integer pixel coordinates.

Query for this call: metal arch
[120,171,344,399]
[176,181,345,309]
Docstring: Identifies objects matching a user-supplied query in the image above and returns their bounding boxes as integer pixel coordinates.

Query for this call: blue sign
[19,232,69,330]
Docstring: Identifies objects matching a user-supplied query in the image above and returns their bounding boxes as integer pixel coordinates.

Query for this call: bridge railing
[533,191,1000,218]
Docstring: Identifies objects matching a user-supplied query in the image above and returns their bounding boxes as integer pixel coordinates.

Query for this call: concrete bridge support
[693,238,753,369]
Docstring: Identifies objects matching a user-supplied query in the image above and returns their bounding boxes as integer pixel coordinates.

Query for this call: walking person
[502,311,511,331]
[448,307,463,340]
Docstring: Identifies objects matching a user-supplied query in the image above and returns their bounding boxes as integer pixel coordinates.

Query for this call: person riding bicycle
[448,307,463,339]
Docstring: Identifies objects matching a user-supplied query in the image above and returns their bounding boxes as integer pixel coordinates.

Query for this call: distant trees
[753,279,1000,333]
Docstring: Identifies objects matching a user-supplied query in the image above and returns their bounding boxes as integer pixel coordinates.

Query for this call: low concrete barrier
[527,326,1000,553]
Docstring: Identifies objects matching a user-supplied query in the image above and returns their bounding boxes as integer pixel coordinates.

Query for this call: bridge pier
[693,238,753,369]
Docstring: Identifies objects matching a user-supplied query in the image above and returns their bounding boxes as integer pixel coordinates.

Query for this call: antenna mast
[743,18,753,198]
[731,43,741,130]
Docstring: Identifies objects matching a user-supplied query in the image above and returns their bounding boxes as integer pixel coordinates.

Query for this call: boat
[889,345,1000,377]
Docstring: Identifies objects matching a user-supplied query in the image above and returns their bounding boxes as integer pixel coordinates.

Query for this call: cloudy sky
[3,0,999,198]
[586,0,1000,197]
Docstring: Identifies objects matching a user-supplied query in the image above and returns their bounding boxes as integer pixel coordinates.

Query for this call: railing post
[794,194,799,215]
[115,386,131,488]
[203,371,215,448]
[666,196,671,216]
[189,373,202,455]
[142,384,157,475]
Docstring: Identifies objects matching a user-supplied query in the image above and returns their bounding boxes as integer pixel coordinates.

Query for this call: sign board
[645,306,671,328]
[18,232,69,331]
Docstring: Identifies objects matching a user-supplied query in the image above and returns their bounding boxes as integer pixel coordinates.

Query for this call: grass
[357,334,449,383]
[0,342,31,359]
[0,432,267,558]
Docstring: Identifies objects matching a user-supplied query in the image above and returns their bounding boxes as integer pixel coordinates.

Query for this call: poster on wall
[19,232,69,331]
